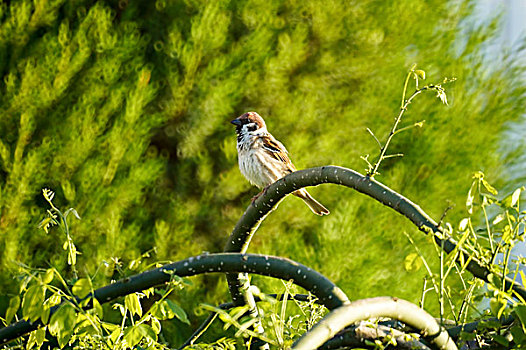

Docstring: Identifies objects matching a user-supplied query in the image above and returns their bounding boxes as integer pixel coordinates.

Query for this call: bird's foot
[251,186,270,204]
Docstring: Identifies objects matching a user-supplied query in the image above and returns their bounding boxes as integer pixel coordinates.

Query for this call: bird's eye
[246,123,258,132]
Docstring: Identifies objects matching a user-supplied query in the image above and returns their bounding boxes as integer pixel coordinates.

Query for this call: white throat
[237,126,267,150]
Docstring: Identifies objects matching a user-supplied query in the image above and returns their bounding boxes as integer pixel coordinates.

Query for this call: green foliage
[0,1,173,288]
[363,64,454,177]
[0,0,525,346]
[401,173,526,348]
[0,173,525,348]
[8,261,191,349]
[0,195,192,349]
[195,283,328,349]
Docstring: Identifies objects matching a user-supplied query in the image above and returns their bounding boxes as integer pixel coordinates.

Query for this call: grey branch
[223,166,526,304]
[293,297,457,350]
[182,292,504,350]
[0,253,349,345]
[319,322,431,350]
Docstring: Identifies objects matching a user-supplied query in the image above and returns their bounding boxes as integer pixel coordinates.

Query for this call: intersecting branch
[293,297,457,350]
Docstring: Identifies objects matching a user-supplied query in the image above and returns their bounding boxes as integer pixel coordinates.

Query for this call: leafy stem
[38,189,81,279]
[366,65,453,177]
[367,88,422,177]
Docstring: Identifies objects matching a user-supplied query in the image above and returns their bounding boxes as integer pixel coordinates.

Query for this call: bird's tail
[293,189,330,216]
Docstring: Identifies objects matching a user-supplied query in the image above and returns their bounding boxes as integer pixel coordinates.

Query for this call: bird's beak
[230,119,242,126]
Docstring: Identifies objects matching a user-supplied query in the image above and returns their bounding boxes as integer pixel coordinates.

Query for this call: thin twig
[382,153,404,159]
[366,127,382,149]
[393,120,425,135]
[437,201,455,228]
[369,88,423,177]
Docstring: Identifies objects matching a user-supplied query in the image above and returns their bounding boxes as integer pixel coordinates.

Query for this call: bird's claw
[251,186,270,204]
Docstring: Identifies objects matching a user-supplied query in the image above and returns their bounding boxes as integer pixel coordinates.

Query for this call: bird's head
[230,112,267,135]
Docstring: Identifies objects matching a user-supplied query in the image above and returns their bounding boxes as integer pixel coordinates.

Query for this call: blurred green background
[0,0,524,345]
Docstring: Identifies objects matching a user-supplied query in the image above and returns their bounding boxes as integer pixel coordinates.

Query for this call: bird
[230,111,330,216]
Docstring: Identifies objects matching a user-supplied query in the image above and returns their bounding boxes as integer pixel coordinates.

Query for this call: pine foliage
[0,0,524,329]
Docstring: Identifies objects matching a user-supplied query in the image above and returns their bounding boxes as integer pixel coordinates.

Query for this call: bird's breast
[237,137,280,188]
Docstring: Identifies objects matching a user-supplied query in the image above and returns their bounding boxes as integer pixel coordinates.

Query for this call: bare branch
[383,153,404,159]
[293,297,457,350]
[223,166,526,305]
[319,324,432,350]
[366,127,382,149]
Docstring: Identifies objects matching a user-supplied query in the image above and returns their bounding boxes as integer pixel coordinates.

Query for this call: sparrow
[230,112,330,216]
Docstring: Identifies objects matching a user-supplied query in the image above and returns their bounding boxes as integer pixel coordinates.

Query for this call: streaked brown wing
[260,135,296,171]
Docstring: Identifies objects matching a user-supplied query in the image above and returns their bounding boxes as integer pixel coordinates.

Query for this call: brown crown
[237,112,266,129]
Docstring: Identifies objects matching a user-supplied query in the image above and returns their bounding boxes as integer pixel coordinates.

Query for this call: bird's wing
[260,134,296,171]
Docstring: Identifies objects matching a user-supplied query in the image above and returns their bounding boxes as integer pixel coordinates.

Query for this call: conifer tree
[0,1,524,339]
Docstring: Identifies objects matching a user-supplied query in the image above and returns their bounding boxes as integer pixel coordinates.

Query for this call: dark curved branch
[0,253,349,345]
[445,315,514,339]
[223,166,526,303]
[182,294,513,350]
[293,297,457,350]
[319,323,432,350]
[182,293,504,350]
[181,295,431,350]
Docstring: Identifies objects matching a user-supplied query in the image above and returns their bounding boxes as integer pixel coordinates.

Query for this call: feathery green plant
[0,1,525,345]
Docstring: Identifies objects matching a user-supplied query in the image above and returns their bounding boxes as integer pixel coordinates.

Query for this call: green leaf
[151,317,161,334]
[137,323,157,342]
[72,278,91,298]
[42,269,54,284]
[478,319,502,330]
[403,253,422,272]
[143,287,155,298]
[22,285,45,322]
[511,187,523,208]
[123,325,144,348]
[492,213,505,225]
[110,328,121,344]
[511,325,526,345]
[515,305,526,331]
[459,331,476,341]
[489,297,507,319]
[150,300,174,320]
[92,297,103,318]
[125,293,142,317]
[414,69,426,80]
[48,303,77,348]
[482,179,498,195]
[493,334,509,347]
[44,293,62,308]
[41,307,51,324]
[487,273,502,287]
[166,299,190,324]
[458,218,469,231]
[101,322,119,333]
[5,295,20,324]
[26,327,46,350]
